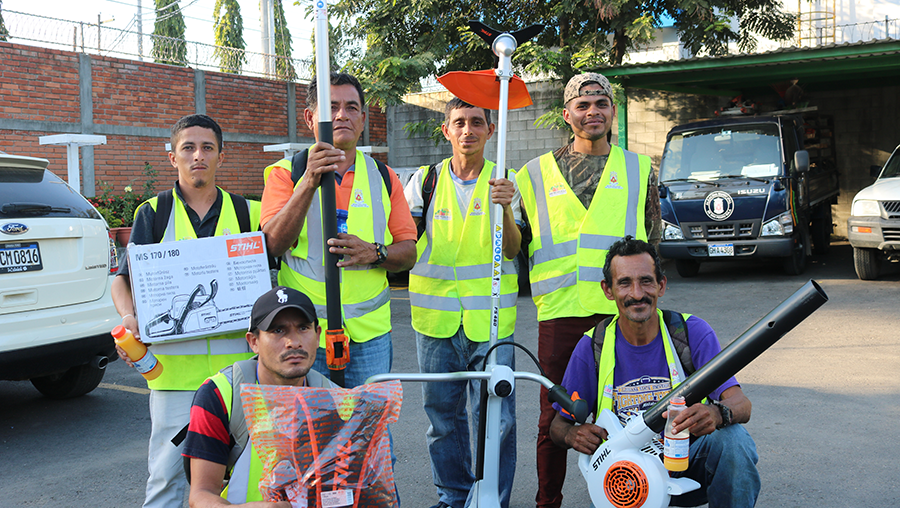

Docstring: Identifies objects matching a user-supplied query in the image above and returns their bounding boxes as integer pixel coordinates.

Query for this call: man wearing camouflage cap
[513,72,661,507]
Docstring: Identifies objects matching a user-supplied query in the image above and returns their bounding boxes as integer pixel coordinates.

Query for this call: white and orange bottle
[664,396,690,471]
[111,325,163,381]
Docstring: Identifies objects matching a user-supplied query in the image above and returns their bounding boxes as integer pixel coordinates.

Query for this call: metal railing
[1,9,312,81]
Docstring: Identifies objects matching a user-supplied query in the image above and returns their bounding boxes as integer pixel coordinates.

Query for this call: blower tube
[642,279,828,434]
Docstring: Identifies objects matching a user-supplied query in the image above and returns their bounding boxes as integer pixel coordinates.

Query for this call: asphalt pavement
[1,241,898,507]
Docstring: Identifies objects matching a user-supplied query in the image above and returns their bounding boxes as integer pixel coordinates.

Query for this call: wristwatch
[710,399,733,429]
[372,242,388,266]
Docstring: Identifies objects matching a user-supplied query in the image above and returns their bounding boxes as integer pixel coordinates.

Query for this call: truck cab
[658,113,839,276]
[847,144,900,279]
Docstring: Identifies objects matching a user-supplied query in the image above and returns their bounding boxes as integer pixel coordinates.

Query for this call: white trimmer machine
[580,280,827,508]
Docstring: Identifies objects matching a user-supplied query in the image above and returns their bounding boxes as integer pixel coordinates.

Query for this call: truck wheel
[675,259,701,278]
[853,247,881,280]
[31,363,106,399]
[811,206,833,255]
[782,232,807,275]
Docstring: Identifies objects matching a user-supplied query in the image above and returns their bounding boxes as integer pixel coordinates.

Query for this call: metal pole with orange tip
[313,0,348,387]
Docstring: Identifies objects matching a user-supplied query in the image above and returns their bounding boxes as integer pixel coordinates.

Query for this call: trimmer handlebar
[547,384,590,424]
[366,370,589,424]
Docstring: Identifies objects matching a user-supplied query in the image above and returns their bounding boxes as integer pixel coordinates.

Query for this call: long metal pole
[314,0,346,387]
[473,32,517,508]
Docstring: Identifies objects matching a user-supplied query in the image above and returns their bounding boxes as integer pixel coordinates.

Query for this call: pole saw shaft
[314,0,347,387]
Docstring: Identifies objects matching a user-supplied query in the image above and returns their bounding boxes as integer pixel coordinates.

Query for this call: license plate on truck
[0,242,43,274]
[708,243,734,257]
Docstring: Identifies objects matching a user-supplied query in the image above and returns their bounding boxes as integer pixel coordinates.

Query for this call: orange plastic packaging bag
[241,381,402,508]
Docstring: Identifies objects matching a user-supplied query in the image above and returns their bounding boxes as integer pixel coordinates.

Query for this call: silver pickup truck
[848,145,900,279]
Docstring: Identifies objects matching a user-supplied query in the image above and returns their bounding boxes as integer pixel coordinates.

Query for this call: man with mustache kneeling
[181,286,333,507]
[549,236,760,508]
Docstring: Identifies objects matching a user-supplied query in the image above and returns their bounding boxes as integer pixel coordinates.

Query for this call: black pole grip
[318,121,341,332]
[548,384,590,424]
[642,280,828,434]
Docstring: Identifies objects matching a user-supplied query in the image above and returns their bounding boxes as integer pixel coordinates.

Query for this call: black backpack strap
[153,189,174,243]
[373,158,392,196]
[591,316,616,376]
[662,310,694,376]
[228,192,252,234]
[290,148,392,195]
[417,164,438,240]
[289,149,310,186]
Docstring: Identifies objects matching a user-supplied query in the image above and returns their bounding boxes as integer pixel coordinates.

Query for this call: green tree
[151,0,187,66]
[0,0,9,42]
[328,0,795,110]
[214,0,245,73]
[273,0,297,80]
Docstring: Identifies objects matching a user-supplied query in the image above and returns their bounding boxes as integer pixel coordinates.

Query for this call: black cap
[249,286,318,332]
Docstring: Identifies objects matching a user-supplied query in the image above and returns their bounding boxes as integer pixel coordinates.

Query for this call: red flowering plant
[89,162,158,228]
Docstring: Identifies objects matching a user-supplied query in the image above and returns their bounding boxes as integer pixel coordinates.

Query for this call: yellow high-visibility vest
[515,146,651,321]
[136,187,261,391]
[409,158,517,340]
[590,310,694,417]
[264,151,393,345]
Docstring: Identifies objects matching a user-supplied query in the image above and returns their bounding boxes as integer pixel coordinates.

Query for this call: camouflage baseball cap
[564,73,613,106]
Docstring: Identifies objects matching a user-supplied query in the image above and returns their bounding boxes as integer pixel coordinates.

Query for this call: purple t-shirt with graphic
[554,315,739,426]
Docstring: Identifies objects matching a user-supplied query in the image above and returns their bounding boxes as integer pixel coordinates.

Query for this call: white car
[0,152,121,398]
[847,145,900,280]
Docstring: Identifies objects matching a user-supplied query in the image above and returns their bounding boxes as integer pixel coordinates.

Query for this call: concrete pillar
[78,54,95,196]
[194,70,206,114]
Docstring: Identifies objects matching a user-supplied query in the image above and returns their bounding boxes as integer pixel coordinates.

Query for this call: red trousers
[535,314,610,508]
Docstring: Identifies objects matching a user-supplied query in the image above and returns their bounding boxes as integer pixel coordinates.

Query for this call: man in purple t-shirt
[549,236,760,508]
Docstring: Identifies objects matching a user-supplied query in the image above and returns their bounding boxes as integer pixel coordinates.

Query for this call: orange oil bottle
[111,325,163,381]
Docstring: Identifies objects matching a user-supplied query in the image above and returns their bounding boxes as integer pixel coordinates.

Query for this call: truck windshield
[881,150,900,178]
[661,124,782,183]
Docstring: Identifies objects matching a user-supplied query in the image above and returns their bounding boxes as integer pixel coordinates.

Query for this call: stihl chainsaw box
[127,232,272,344]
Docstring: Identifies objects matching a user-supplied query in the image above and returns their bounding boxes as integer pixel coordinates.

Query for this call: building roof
[598,38,900,96]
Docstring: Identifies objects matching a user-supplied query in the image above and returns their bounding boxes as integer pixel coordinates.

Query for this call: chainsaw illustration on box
[145,280,220,339]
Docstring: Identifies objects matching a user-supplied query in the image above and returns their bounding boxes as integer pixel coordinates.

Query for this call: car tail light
[108,233,119,274]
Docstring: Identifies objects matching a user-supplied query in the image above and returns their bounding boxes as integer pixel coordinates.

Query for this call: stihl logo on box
[226,236,264,257]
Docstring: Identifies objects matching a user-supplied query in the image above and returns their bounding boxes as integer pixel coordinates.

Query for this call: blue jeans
[670,424,761,508]
[416,329,517,508]
[311,331,393,388]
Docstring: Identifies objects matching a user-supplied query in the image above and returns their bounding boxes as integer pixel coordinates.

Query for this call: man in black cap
[181,286,332,506]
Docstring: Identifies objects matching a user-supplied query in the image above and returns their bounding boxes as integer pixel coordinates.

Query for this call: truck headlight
[663,221,684,240]
[851,199,881,217]
[761,212,793,237]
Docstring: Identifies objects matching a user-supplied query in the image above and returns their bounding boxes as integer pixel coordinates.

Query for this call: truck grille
[687,222,757,240]
[883,201,900,218]
[884,227,900,241]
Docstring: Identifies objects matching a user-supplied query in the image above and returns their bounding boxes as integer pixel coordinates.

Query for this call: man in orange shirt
[260,72,416,388]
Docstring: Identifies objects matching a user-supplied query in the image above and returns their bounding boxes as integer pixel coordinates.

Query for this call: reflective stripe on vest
[409,158,517,340]
[140,188,258,390]
[593,309,687,417]
[517,146,650,320]
[210,367,332,502]
[270,151,393,345]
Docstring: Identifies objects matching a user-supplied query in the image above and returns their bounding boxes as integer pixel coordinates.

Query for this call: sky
[4,0,316,62]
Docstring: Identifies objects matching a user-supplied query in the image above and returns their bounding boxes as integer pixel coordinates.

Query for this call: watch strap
[372,242,388,266]
[710,399,733,429]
